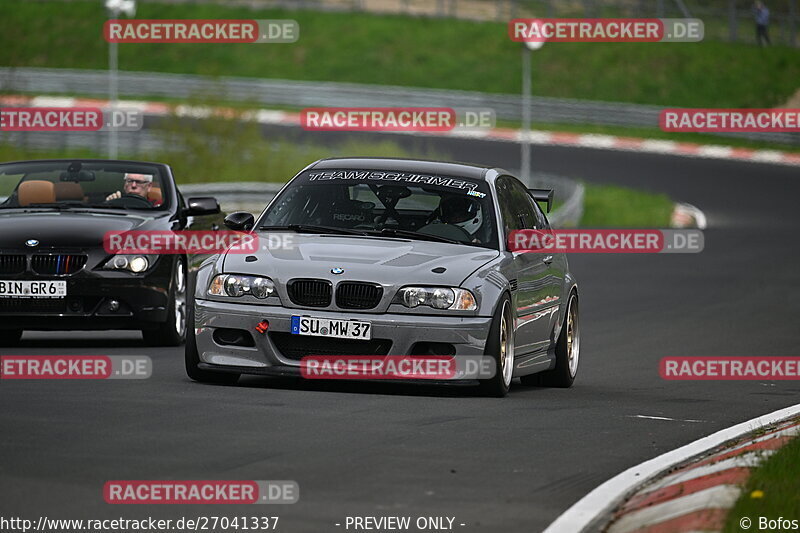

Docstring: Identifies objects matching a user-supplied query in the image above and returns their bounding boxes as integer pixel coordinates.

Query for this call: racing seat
[18,180,56,206]
[324,199,370,228]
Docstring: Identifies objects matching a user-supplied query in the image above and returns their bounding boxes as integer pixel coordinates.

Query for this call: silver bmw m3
[186,158,579,396]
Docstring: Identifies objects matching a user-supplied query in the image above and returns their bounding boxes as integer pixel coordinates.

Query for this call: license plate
[0,280,67,298]
[291,316,371,340]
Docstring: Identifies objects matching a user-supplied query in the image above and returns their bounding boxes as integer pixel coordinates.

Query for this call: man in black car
[105,172,159,205]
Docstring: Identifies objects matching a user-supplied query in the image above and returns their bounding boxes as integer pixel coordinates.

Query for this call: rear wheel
[0,329,22,347]
[521,291,579,388]
[478,295,514,397]
[142,257,187,347]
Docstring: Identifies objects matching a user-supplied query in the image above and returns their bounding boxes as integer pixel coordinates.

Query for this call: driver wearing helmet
[439,195,483,241]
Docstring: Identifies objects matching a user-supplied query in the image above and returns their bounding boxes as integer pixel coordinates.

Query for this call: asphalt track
[1,128,799,533]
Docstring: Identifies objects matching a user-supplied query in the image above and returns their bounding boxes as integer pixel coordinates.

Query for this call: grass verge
[1,0,798,108]
[581,183,673,227]
[722,432,800,532]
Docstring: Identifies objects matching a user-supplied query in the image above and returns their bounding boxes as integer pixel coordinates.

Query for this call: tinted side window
[496,176,538,236]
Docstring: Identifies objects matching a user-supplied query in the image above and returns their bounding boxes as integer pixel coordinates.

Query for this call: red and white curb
[670,203,707,229]
[607,419,800,533]
[542,405,800,533]
[2,95,800,168]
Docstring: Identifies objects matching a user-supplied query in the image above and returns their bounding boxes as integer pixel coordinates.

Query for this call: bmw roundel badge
[331,267,344,275]
[25,239,39,247]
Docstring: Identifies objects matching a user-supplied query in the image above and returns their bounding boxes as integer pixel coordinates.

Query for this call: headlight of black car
[394,286,477,311]
[207,274,276,299]
[102,254,156,273]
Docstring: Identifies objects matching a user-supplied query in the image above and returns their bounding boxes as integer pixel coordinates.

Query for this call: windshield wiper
[366,228,462,245]
[259,224,369,236]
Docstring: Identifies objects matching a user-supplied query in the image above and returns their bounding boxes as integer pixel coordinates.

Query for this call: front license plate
[291,316,372,340]
[0,280,67,298]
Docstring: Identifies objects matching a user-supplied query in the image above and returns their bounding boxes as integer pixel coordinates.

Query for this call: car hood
[223,233,500,286]
[0,210,163,250]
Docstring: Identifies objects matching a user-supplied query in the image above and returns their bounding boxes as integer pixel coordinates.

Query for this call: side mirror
[185,197,220,216]
[224,211,255,231]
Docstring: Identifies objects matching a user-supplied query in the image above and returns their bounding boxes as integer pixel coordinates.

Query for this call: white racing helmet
[440,196,483,236]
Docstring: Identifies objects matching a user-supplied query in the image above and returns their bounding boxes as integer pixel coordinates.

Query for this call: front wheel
[142,256,187,347]
[521,291,580,388]
[478,295,514,397]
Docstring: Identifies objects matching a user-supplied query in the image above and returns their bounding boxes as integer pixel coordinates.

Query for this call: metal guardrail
[2,67,797,145]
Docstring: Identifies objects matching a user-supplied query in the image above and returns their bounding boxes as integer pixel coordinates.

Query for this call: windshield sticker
[307,170,480,193]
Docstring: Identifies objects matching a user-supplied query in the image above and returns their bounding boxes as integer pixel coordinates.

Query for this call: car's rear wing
[528,188,554,213]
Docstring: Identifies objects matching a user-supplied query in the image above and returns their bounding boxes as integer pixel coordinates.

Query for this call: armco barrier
[2,67,797,145]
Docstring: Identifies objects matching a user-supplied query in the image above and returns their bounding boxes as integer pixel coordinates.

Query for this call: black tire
[184,275,239,385]
[478,294,514,398]
[521,291,579,388]
[0,329,22,347]
[142,256,187,347]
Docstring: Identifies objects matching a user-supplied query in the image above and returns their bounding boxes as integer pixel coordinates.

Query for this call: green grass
[723,433,800,532]
[1,1,799,108]
[581,183,673,227]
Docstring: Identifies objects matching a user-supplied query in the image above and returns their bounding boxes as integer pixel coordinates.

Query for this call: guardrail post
[728,0,738,42]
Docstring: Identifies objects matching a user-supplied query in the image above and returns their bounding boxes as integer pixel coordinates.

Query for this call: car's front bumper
[194,298,494,370]
[0,260,173,331]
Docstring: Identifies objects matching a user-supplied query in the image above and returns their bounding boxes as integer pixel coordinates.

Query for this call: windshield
[0,160,168,211]
[259,169,498,249]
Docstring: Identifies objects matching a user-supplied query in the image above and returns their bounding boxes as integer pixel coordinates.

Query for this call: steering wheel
[106,193,152,208]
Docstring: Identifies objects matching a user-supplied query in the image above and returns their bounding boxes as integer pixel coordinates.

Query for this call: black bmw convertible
[0,159,221,346]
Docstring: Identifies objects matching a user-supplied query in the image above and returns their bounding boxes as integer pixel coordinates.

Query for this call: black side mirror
[224,211,255,231]
[185,197,220,216]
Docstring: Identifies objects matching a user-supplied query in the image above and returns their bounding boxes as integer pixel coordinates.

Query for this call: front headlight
[207,274,275,299]
[394,287,476,311]
[102,254,154,273]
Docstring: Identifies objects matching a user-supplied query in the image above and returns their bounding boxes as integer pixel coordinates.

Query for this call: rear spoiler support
[528,188,554,213]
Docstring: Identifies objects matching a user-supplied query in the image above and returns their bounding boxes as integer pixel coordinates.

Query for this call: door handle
[542,255,554,265]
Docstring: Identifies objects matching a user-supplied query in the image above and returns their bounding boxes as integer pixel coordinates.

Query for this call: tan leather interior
[54,181,85,201]
[18,180,56,206]
[147,185,162,204]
